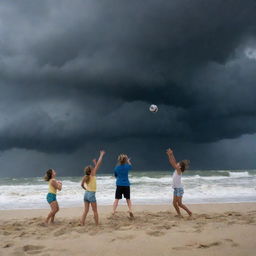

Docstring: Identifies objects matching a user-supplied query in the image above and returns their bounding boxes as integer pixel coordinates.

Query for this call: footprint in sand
[119,225,133,231]
[197,241,221,248]
[53,228,67,236]
[18,231,26,237]
[3,231,11,236]
[115,234,135,240]
[172,246,190,251]
[224,238,239,247]
[151,224,171,230]
[146,230,165,237]
[3,242,14,248]
[224,211,240,217]
[76,228,88,234]
[22,245,45,255]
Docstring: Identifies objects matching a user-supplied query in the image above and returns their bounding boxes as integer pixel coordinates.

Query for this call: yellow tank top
[85,176,96,192]
[49,179,57,194]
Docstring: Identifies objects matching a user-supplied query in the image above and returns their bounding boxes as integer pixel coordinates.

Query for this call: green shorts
[47,193,56,204]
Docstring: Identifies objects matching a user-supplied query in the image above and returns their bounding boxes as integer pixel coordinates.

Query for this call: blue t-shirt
[115,164,132,186]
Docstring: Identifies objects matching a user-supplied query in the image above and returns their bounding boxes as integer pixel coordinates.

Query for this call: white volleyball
[149,104,158,113]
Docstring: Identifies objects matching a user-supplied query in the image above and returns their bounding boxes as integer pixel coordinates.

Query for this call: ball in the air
[149,104,158,113]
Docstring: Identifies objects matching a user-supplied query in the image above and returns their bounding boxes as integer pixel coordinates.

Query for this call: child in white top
[166,148,192,217]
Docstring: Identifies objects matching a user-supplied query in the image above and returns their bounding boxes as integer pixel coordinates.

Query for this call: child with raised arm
[112,154,134,218]
[44,169,62,224]
[80,150,105,226]
[166,148,192,217]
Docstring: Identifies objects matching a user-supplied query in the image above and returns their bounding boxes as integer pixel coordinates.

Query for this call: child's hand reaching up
[166,148,173,156]
[92,159,97,166]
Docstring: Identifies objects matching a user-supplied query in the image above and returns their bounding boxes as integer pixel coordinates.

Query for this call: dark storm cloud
[0,0,256,157]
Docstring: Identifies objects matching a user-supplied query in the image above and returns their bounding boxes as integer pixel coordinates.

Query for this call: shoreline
[1,200,256,212]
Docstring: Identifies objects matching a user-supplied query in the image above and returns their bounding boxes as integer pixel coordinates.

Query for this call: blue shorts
[173,188,184,197]
[47,193,57,204]
[84,191,96,203]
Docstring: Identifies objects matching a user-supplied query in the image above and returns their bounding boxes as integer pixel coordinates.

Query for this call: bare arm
[51,179,62,191]
[81,176,86,190]
[91,150,106,176]
[166,148,182,174]
[127,157,132,165]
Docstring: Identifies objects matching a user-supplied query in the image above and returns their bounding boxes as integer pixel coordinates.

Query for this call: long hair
[179,160,190,172]
[117,154,128,165]
[44,169,53,181]
[84,166,93,184]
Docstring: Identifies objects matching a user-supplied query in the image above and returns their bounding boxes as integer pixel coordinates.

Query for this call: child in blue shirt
[112,154,134,218]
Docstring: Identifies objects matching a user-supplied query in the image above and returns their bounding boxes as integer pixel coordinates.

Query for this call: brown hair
[179,160,190,172]
[84,166,93,184]
[44,169,53,181]
[118,154,128,165]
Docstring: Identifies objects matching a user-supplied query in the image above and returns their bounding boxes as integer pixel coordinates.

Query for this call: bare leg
[173,196,182,216]
[112,199,119,214]
[177,197,192,216]
[45,201,59,224]
[50,201,59,223]
[91,202,99,225]
[81,202,90,226]
[126,199,134,218]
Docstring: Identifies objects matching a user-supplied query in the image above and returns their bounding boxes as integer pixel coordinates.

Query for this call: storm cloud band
[0,0,256,156]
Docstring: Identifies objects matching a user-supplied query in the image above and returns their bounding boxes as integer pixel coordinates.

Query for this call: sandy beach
[0,203,256,256]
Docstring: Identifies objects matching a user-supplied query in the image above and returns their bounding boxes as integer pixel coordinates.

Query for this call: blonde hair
[84,166,93,184]
[118,154,128,165]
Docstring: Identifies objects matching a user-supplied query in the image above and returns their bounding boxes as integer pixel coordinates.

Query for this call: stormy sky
[0,0,256,177]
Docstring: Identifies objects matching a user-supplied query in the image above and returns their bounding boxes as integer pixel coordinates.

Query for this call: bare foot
[175,214,183,218]
[128,211,134,219]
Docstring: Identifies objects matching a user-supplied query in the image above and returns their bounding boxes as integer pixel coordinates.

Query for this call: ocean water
[0,170,256,210]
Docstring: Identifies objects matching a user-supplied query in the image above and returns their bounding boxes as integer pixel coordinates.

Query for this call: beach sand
[0,203,256,256]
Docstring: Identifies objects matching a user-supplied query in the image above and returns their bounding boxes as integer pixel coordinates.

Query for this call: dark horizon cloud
[0,0,256,176]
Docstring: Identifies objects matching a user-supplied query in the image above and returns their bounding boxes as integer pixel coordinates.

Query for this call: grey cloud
[0,1,255,176]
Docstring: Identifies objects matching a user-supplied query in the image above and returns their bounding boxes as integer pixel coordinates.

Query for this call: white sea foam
[0,170,256,209]
[228,171,250,177]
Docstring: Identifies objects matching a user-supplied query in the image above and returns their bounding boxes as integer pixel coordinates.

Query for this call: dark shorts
[47,193,57,204]
[115,186,130,199]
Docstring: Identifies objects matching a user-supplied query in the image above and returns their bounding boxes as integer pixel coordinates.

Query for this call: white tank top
[172,170,182,188]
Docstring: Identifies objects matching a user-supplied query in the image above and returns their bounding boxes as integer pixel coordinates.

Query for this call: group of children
[44,148,192,225]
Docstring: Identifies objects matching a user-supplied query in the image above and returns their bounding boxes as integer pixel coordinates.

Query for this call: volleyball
[149,104,158,113]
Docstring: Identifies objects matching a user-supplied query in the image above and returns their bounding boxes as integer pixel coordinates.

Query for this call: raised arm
[166,148,182,174]
[127,157,132,166]
[92,159,97,166]
[91,150,106,176]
